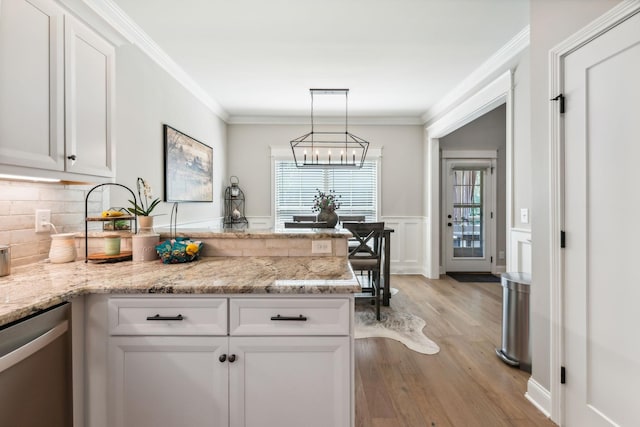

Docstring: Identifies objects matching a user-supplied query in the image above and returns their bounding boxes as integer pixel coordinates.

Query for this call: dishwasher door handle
[0,320,68,374]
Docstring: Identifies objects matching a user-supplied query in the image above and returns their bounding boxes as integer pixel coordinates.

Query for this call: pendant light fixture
[290,89,369,168]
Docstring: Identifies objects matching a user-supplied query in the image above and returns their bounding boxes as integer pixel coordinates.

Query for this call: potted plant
[312,189,341,228]
[128,177,161,232]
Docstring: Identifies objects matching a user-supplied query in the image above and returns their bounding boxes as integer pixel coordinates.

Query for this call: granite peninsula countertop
[157,228,352,239]
[0,256,360,327]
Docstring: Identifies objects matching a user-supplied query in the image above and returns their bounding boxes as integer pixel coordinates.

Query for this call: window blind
[274,161,378,227]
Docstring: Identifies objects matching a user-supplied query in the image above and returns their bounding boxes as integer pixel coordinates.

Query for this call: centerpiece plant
[312,189,341,227]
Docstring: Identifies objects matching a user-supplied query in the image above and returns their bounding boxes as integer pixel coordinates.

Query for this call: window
[274,161,378,227]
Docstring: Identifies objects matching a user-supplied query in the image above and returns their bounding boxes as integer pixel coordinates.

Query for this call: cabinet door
[109,336,228,427]
[0,0,64,171]
[64,14,114,177]
[229,336,351,427]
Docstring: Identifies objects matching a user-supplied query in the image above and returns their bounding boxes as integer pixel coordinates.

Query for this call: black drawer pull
[146,314,184,321]
[270,314,307,321]
[228,354,237,363]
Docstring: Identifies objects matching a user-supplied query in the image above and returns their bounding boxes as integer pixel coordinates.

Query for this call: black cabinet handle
[67,154,77,161]
[146,314,184,321]
[228,354,236,363]
[219,354,227,363]
[270,314,308,321]
[447,222,452,227]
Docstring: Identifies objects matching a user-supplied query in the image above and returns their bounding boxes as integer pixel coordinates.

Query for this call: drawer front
[229,298,351,336]
[108,298,227,336]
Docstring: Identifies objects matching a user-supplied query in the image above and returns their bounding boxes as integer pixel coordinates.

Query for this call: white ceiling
[111,0,529,121]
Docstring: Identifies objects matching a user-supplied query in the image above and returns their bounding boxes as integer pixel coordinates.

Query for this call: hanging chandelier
[290,89,369,168]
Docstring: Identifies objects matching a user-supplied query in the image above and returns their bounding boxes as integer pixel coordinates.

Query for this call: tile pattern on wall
[0,179,105,266]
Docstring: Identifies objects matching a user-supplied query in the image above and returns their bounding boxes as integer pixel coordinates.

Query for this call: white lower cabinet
[99,295,353,427]
[109,336,229,427]
[229,336,350,427]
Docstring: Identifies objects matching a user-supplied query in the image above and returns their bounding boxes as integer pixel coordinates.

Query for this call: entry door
[563,11,640,426]
[444,160,493,272]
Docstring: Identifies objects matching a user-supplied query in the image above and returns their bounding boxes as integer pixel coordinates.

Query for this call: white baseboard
[525,378,551,418]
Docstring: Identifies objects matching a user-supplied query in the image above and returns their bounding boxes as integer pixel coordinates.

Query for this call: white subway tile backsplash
[0,180,103,265]
[0,185,39,201]
[9,229,38,244]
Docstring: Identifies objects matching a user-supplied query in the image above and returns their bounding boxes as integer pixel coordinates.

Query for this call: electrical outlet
[499,250,505,260]
[520,208,529,224]
[311,240,332,254]
[35,209,51,232]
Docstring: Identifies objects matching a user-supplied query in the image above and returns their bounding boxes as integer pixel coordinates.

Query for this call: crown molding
[227,115,424,126]
[73,0,229,122]
[422,25,529,125]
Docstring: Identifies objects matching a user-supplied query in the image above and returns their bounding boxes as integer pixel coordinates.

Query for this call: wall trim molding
[422,26,529,124]
[547,2,640,424]
[228,115,424,126]
[525,378,552,418]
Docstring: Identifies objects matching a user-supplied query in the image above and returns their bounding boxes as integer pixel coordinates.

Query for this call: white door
[109,336,229,427]
[444,159,494,272]
[229,336,351,427]
[563,10,640,426]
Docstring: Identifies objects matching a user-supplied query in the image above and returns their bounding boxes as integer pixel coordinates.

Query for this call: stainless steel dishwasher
[0,302,72,426]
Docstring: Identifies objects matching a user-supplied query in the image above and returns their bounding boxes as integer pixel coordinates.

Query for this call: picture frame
[163,124,213,202]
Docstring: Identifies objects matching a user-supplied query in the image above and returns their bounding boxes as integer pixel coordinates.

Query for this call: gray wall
[227,123,423,218]
[112,45,227,225]
[530,0,622,391]
[440,104,507,268]
[513,50,531,231]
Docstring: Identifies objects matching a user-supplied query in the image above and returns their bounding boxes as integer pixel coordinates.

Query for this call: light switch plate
[311,240,332,254]
[520,208,529,224]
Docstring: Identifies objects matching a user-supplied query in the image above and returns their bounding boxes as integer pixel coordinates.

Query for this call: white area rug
[354,295,440,355]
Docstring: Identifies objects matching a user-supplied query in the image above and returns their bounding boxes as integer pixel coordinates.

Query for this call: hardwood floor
[354,274,556,427]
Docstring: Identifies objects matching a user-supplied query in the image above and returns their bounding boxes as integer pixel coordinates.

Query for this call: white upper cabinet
[64,14,114,177]
[0,0,115,179]
[0,0,65,171]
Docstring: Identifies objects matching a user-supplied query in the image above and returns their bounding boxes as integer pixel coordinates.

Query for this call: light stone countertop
[0,256,360,327]
[157,228,352,239]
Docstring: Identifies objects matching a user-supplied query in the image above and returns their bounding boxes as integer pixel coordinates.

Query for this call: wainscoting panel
[509,228,532,274]
[380,216,426,275]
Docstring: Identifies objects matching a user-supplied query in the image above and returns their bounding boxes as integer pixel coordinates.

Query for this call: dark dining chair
[338,215,365,224]
[343,221,385,320]
[292,215,317,222]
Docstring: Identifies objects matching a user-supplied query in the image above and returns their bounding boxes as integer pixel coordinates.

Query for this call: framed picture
[164,124,213,202]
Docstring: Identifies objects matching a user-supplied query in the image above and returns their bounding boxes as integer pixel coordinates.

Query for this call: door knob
[228,354,237,363]
[219,354,227,362]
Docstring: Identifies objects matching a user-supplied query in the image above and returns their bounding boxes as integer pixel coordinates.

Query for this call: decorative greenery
[128,177,161,216]
[312,188,341,213]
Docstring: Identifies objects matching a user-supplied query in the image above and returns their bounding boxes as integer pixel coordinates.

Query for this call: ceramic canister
[49,233,77,263]
[132,233,160,261]
[103,234,121,256]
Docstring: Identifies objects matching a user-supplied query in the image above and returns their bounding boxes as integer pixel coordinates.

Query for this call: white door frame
[548,1,640,424]
[425,70,513,278]
[441,153,498,273]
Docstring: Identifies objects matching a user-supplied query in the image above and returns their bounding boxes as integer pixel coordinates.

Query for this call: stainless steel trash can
[495,272,531,372]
